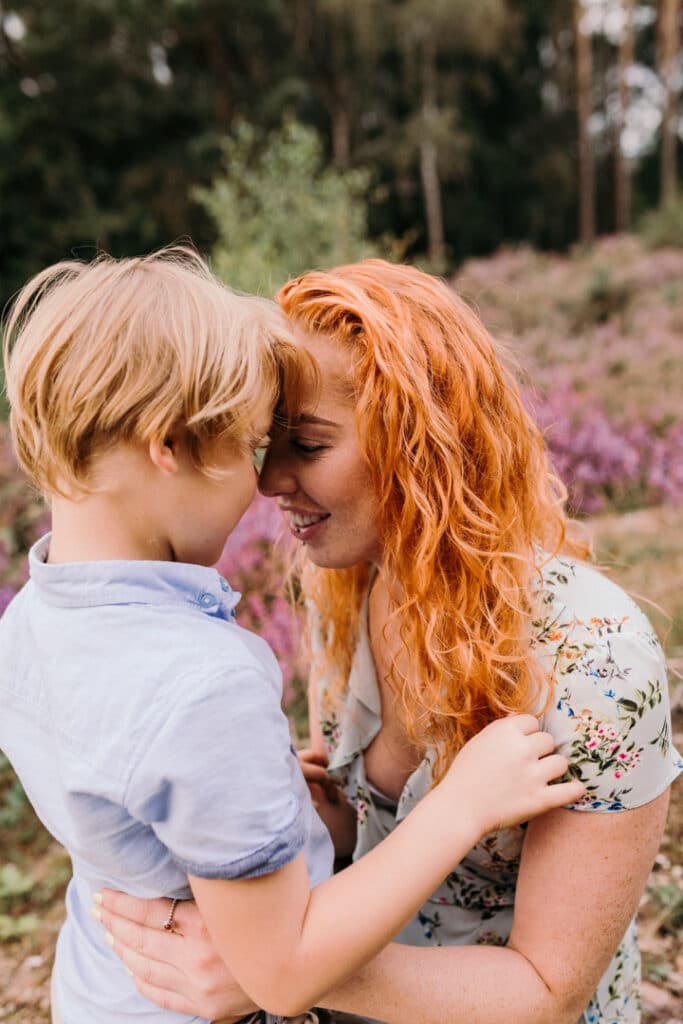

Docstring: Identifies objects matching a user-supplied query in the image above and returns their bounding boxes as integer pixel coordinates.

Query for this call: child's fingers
[298,748,329,767]
[544,779,586,807]
[513,713,542,735]
[527,730,556,758]
[538,753,570,782]
[305,771,340,802]
[299,761,331,784]
[298,762,341,803]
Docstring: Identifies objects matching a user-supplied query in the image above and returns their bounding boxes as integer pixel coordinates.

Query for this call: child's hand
[439,714,584,836]
[298,748,358,857]
[297,748,341,804]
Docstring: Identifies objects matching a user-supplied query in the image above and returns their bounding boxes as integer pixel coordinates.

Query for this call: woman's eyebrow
[297,414,340,428]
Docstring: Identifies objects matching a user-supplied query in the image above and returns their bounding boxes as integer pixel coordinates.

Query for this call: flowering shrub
[527,385,683,514]
[213,494,306,711]
[1,237,681,686]
[0,426,49,615]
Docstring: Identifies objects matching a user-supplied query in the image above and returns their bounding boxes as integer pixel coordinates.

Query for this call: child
[0,249,584,1024]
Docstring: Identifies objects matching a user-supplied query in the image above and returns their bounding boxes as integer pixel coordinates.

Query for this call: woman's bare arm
[98,791,669,1022]
[314,792,670,1024]
[188,717,582,1015]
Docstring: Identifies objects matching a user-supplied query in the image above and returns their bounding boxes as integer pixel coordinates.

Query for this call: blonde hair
[278,259,590,782]
[3,247,304,496]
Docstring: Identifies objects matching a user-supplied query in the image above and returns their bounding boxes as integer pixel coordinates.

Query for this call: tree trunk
[658,0,681,205]
[331,76,351,167]
[206,17,232,128]
[615,0,635,232]
[420,34,445,265]
[327,7,351,167]
[290,0,312,60]
[574,0,595,243]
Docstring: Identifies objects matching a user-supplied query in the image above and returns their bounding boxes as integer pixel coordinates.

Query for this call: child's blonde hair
[3,247,304,496]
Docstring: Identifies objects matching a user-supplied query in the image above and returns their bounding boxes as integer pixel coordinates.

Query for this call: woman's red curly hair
[277,259,589,782]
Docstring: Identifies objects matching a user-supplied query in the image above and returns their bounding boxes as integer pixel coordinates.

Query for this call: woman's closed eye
[291,437,327,455]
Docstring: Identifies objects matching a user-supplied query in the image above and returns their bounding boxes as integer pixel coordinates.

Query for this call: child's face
[258,333,383,569]
[168,421,268,567]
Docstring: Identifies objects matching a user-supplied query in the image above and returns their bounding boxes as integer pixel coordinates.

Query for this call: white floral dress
[317,556,683,1024]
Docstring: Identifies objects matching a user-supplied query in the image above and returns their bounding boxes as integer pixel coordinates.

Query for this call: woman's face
[258,332,384,569]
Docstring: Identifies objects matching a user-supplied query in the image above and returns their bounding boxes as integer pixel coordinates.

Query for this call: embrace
[1,251,680,1024]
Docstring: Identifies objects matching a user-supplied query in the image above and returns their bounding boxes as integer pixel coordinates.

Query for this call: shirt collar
[28,534,240,620]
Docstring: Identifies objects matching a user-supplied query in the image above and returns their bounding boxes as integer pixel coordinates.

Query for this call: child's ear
[148,431,181,474]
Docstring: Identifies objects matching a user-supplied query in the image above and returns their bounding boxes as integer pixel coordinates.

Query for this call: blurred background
[0,1,682,1021]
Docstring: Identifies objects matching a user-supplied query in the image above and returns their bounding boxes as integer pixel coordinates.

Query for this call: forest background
[0,1,682,1022]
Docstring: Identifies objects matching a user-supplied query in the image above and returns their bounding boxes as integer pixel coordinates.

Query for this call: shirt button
[199,592,216,608]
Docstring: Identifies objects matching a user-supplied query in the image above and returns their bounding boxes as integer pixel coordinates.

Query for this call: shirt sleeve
[541,625,683,812]
[124,665,306,878]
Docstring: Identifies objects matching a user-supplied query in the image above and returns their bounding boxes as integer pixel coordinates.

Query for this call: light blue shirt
[0,535,334,1024]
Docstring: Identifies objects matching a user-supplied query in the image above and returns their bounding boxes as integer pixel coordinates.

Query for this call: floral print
[317,556,682,1024]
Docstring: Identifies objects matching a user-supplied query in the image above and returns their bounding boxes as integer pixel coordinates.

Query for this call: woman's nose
[257,445,296,497]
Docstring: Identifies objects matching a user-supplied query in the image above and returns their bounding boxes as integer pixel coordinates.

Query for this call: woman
[98,260,681,1024]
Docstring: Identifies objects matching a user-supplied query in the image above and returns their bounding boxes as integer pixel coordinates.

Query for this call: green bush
[639,195,683,249]
[194,120,384,295]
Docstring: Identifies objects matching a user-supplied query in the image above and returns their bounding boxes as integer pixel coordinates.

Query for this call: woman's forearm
[318,796,671,1024]
[317,942,583,1024]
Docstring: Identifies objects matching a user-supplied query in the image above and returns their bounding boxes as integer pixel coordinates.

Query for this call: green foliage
[647,882,683,934]
[640,196,683,249]
[568,264,630,329]
[194,120,381,294]
[0,772,29,830]
[0,863,39,941]
[0,911,39,941]
[0,863,33,903]
[1,0,675,304]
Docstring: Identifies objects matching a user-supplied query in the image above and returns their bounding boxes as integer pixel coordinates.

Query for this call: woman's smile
[259,332,383,569]
[281,505,331,540]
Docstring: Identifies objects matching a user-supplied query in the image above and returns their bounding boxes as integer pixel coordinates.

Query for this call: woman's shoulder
[532,554,682,811]
[531,553,660,650]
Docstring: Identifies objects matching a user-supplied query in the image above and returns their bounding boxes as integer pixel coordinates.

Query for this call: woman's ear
[148,430,182,475]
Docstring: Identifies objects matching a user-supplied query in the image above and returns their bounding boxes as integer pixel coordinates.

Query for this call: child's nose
[257,448,296,497]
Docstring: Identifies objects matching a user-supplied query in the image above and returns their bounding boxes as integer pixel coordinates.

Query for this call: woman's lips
[285,509,331,540]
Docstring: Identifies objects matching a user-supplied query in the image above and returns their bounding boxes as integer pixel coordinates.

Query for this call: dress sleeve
[125,666,306,878]
[541,624,683,812]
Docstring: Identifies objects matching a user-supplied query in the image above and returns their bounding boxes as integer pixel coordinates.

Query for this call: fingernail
[93,892,103,905]
[91,907,102,923]
[105,931,114,947]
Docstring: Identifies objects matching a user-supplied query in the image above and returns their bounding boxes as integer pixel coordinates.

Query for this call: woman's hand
[94,891,257,1022]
